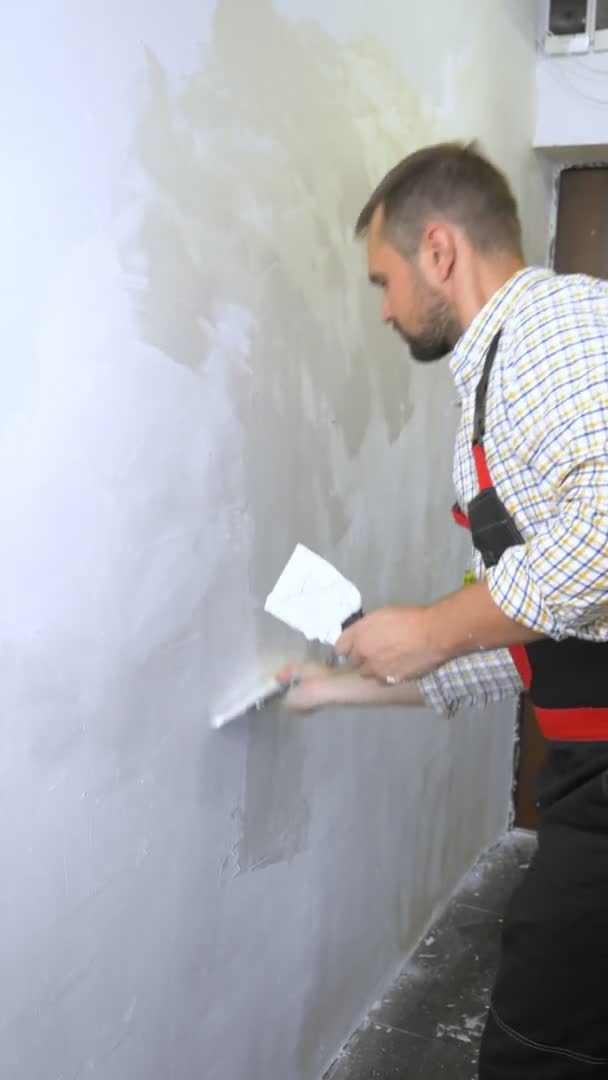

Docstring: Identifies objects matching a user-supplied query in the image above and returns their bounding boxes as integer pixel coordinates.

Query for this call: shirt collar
[449,267,553,393]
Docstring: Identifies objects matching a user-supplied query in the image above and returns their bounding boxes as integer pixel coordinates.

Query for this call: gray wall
[0,3,551,1078]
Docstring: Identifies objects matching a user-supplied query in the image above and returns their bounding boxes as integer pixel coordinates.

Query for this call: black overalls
[453,331,608,1077]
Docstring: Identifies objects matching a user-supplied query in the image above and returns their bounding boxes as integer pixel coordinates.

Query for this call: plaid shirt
[420,267,608,716]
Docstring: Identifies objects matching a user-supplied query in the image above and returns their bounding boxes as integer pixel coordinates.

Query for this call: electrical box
[544,0,608,53]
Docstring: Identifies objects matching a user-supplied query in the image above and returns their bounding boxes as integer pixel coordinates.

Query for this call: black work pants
[479,743,608,1078]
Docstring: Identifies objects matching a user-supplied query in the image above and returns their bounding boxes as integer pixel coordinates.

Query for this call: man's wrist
[419,603,453,668]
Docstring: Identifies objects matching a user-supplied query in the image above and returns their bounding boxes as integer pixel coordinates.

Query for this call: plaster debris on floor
[324,830,537,1080]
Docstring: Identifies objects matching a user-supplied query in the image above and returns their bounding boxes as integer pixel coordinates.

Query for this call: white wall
[535,3,608,157]
[0,3,550,1079]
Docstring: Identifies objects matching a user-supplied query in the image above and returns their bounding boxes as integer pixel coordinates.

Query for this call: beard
[392,282,461,363]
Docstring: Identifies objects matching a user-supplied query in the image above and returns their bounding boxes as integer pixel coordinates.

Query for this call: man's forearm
[429,580,545,664]
[327,670,425,708]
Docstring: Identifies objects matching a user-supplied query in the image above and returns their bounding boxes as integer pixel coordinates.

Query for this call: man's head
[356,142,524,362]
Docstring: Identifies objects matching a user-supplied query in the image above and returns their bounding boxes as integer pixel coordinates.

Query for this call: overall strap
[470,328,532,690]
[473,329,502,445]
[472,330,502,491]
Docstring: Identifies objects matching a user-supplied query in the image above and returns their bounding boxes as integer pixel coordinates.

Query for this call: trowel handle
[341,608,364,631]
[327,608,364,667]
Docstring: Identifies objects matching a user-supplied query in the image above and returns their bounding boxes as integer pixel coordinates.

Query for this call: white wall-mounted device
[543,0,608,54]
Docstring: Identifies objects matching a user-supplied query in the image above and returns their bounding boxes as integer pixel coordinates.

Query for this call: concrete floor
[324,830,537,1080]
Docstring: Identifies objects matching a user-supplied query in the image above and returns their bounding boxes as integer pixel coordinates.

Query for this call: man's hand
[276,662,343,713]
[335,582,544,682]
[335,606,444,681]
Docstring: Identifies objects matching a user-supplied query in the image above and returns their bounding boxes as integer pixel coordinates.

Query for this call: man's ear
[420,223,456,285]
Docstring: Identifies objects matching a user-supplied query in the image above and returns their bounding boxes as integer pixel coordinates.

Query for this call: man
[279,143,608,1077]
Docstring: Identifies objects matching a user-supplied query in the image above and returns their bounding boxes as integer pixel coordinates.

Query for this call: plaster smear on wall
[122,0,443,585]
[121,0,450,872]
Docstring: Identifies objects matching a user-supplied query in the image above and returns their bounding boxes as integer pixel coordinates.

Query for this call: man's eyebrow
[369,273,386,286]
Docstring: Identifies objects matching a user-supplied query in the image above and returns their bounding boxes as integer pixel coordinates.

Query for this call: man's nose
[381,294,392,323]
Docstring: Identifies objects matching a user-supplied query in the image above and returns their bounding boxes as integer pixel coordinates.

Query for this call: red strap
[472,442,493,491]
[535,706,608,742]
[508,645,532,692]
[454,453,531,701]
[451,503,469,529]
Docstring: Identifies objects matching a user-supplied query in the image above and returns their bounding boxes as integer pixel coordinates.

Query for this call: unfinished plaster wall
[0,3,550,1078]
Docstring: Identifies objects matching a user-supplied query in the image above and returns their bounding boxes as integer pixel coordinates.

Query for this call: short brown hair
[355,141,522,257]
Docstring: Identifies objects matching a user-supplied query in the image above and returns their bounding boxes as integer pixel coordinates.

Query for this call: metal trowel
[209,544,363,730]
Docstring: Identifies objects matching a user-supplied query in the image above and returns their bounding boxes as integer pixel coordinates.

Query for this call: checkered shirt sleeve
[419,648,523,718]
